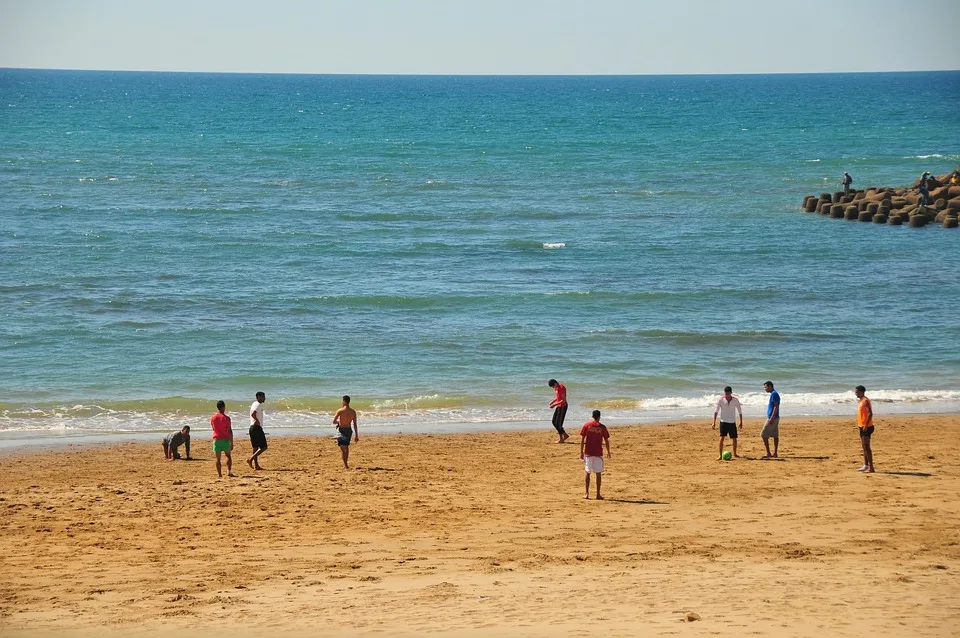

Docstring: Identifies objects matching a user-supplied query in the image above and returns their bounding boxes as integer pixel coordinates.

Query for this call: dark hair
[256,391,265,399]
[182,425,191,432]
[592,409,601,419]
[342,395,350,404]
[724,386,732,393]
[764,381,774,388]
[216,400,225,410]
[548,379,557,387]
[855,385,866,393]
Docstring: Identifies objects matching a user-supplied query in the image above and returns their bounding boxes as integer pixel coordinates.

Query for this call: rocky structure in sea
[800,167,960,228]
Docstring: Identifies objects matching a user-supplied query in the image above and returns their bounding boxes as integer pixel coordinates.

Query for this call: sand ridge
[0,415,958,636]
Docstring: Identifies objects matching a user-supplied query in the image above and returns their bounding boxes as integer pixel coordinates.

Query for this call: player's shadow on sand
[606,498,669,505]
[359,466,396,472]
[784,455,830,461]
[877,471,933,477]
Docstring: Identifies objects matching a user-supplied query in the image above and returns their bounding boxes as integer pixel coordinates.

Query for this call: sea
[2,69,959,446]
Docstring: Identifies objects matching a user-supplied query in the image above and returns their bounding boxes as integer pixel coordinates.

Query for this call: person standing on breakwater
[712,386,743,460]
[161,426,191,461]
[333,395,359,470]
[548,379,570,443]
[761,381,781,459]
[841,172,853,196]
[918,172,932,206]
[854,385,875,473]
[211,400,234,478]
[580,410,611,500]
[248,391,267,470]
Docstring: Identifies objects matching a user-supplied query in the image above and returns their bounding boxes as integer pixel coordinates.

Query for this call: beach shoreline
[1,414,957,636]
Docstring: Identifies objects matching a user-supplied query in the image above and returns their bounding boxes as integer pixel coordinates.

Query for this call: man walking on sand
[333,395,359,469]
[248,391,267,470]
[854,385,875,473]
[580,410,611,500]
[211,400,234,478]
[712,386,743,460]
[548,379,570,443]
[761,381,781,458]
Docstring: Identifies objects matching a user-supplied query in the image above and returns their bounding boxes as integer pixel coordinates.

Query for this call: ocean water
[2,69,959,440]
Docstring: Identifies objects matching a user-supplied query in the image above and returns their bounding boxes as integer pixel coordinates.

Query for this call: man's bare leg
[718,436,725,460]
[339,445,349,470]
[732,437,740,458]
[215,451,223,478]
[772,437,779,458]
[595,473,603,500]
[249,448,264,470]
[862,436,874,472]
[584,472,591,499]
[762,438,772,458]
[225,452,234,477]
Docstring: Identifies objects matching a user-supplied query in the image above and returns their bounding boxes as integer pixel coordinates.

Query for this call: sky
[1,0,958,75]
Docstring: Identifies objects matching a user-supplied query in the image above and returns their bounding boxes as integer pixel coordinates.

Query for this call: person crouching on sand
[333,395,359,469]
[162,426,191,461]
[211,400,234,478]
[580,409,611,500]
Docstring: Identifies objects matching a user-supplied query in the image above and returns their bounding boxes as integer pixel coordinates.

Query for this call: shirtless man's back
[333,395,359,469]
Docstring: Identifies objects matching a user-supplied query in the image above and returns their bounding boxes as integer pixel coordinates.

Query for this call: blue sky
[1,0,958,74]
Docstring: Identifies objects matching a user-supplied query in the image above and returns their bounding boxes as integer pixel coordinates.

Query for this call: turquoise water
[2,70,959,437]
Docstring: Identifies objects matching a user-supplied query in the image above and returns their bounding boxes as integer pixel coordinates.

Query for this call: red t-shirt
[210,412,232,440]
[580,420,609,457]
[552,383,568,408]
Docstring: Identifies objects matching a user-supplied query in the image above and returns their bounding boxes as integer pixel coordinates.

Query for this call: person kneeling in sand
[580,410,611,500]
[333,395,359,470]
[161,426,191,461]
[211,400,234,478]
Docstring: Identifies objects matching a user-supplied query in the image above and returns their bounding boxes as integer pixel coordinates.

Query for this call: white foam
[542,242,566,249]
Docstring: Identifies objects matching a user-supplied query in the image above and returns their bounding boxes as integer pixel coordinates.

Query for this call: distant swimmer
[247,391,267,471]
[161,426,191,461]
[580,410,611,500]
[333,395,359,470]
[854,385,875,473]
[548,379,570,443]
[712,386,743,460]
[841,172,853,196]
[761,381,780,459]
[211,400,234,478]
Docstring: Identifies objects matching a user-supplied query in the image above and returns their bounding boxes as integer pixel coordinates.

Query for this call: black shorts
[249,424,267,450]
[860,426,874,438]
[719,422,738,439]
[337,427,353,446]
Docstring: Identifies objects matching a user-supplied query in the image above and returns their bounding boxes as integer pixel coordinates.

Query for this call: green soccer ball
[721,450,732,461]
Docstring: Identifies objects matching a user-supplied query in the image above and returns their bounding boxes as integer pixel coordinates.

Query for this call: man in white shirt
[712,386,743,460]
[247,391,267,470]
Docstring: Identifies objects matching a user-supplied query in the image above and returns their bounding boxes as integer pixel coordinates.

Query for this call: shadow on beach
[606,498,669,505]
[877,471,933,477]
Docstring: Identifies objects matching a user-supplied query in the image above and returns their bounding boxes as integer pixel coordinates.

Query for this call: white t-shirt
[250,401,264,427]
[715,396,742,423]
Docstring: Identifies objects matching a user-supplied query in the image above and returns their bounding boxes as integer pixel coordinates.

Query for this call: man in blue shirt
[761,381,780,459]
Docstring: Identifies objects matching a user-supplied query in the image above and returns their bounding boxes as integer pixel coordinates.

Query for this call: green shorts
[212,439,232,454]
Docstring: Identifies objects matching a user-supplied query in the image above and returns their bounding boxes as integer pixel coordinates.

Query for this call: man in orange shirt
[548,379,570,443]
[854,385,874,473]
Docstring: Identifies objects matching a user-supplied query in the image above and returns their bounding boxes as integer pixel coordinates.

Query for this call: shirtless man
[332,395,359,469]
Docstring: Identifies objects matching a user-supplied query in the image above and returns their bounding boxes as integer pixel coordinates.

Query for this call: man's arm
[737,402,743,429]
[353,413,359,442]
[579,436,586,459]
[333,408,341,426]
[251,406,260,426]
[712,404,718,429]
[604,437,611,459]
[771,398,780,420]
[185,436,191,459]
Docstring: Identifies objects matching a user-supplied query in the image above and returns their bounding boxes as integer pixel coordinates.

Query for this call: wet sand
[1,415,958,637]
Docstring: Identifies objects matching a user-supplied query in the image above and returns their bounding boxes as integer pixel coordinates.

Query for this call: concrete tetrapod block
[944,217,959,228]
[844,206,859,220]
[908,214,928,228]
[873,213,888,223]
[888,215,904,226]
[867,202,879,215]
[857,210,873,222]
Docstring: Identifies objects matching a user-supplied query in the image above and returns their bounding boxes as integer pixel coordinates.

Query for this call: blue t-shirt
[767,390,781,418]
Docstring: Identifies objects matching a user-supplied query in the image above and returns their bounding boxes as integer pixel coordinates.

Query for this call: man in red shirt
[580,409,611,500]
[210,400,234,478]
[548,379,570,443]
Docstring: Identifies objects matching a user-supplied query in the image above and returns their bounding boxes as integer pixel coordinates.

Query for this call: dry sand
[1,415,958,637]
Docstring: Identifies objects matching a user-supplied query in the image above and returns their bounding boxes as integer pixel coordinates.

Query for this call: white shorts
[584,456,604,474]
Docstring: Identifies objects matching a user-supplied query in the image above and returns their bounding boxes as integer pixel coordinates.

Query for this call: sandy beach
[1,414,958,637]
